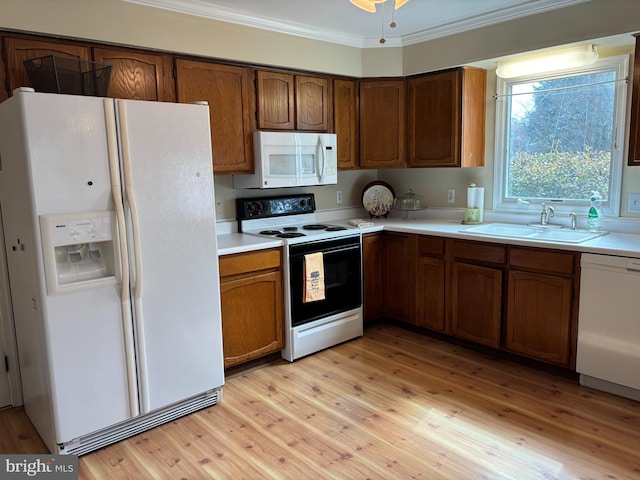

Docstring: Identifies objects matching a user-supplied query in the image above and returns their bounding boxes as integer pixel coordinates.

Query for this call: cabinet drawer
[219,248,281,277]
[417,235,445,256]
[509,247,576,275]
[453,240,506,264]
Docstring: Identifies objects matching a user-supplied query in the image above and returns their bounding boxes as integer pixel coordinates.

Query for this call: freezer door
[116,99,224,413]
[0,92,133,448]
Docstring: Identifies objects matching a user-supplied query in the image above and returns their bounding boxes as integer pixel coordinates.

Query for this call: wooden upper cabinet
[359,79,406,168]
[175,59,255,174]
[408,67,486,168]
[256,70,295,130]
[334,78,358,169]
[628,34,640,165]
[92,47,175,102]
[256,70,331,131]
[296,75,332,131]
[2,36,91,94]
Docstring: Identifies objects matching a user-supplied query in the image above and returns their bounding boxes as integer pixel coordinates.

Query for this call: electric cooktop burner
[259,229,307,238]
[277,232,306,238]
[303,224,347,231]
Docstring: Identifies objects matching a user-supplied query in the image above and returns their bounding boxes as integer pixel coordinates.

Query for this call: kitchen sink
[461,223,608,243]
[531,228,608,243]
[461,223,539,238]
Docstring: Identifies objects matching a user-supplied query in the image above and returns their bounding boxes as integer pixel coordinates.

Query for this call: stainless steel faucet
[569,212,578,230]
[540,203,555,225]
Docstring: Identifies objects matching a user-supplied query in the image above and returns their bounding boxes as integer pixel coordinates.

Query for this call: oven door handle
[290,244,360,260]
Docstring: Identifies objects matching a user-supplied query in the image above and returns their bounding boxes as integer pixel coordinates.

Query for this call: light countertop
[216,233,283,255]
[217,217,640,258]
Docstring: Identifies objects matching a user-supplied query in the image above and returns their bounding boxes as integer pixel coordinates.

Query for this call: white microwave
[233,131,338,189]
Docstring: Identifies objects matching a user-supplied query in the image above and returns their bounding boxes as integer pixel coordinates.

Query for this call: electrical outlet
[336,190,343,204]
[447,188,455,204]
[629,193,640,213]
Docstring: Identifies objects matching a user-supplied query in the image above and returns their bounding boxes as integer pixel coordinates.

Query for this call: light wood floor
[1,323,639,479]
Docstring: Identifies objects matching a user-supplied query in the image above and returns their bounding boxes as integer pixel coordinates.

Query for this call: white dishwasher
[577,253,640,401]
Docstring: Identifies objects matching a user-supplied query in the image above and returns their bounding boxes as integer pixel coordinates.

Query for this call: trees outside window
[494,55,629,216]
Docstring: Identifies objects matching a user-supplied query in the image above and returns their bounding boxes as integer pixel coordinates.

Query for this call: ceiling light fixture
[349,0,409,12]
[349,0,410,44]
[496,44,599,79]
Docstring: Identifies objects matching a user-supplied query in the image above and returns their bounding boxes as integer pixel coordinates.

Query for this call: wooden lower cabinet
[363,233,384,323]
[450,240,506,348]
[219,248,284,368]
[382,232,411,321]
[362,231,411,322]
[451,261,502,348]
[361,234,580,369]
[414,236,446,331]
[505,247,579,367]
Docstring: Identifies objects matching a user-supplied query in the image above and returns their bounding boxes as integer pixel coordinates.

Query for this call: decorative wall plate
[361,181,395,218]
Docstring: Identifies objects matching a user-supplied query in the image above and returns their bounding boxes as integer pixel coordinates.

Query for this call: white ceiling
[124,0,591,48]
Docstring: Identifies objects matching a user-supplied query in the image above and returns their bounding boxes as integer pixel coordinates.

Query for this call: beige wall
[0,0,363,76]
[402,0,640,75]
[2,0,640,219]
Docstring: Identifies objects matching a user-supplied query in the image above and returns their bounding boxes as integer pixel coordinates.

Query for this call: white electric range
[237,194,363,361]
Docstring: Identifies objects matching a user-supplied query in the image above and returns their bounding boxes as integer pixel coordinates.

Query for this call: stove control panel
[236,194,316,219]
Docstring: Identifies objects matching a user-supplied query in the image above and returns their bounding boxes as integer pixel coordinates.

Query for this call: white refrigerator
[0,88,225,455]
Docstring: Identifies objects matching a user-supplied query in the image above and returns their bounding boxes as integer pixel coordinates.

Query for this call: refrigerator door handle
[104,99,140,418]
[117,100,150,412]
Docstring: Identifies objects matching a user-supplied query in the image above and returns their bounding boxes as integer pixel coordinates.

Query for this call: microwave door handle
[318,136,326,182]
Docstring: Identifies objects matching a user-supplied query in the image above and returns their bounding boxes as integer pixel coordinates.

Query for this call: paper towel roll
[466,185,484,222]
[467,185,475,208]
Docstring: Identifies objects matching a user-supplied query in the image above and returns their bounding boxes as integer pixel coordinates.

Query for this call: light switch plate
[629,193,640,213]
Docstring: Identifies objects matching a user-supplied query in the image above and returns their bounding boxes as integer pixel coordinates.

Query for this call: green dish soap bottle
[587,192,602,231]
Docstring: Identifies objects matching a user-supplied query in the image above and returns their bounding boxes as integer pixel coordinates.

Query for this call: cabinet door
[256,70,295,130]
[176,59,255,174]
[3,36,91,93]
[451,262,502,348]
[359,79,406,168]
[408,67,485,168]
[220,270,284,368]
[363,233,384,323]
[382,232,411,321]
[334,79,358,169]
[296,75,331,131]
[505,270,573,366]
[415,256,446,331]
[408,70,460,167]
[92,47,175,101]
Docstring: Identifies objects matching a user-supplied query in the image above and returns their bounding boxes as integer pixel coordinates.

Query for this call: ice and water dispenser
[40,211,118,294]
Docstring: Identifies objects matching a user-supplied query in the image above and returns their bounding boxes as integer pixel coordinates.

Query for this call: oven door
[289,236,362,327]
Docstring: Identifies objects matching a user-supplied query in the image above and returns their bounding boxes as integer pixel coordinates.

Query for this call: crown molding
[122,0,590,48]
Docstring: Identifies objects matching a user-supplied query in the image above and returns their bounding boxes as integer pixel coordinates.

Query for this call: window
[494,55,629,216]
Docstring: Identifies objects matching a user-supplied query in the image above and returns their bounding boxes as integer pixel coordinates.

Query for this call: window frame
[493,54,630,217]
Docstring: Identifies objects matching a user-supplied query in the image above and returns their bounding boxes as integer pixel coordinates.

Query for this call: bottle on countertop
[587,191,603,231]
